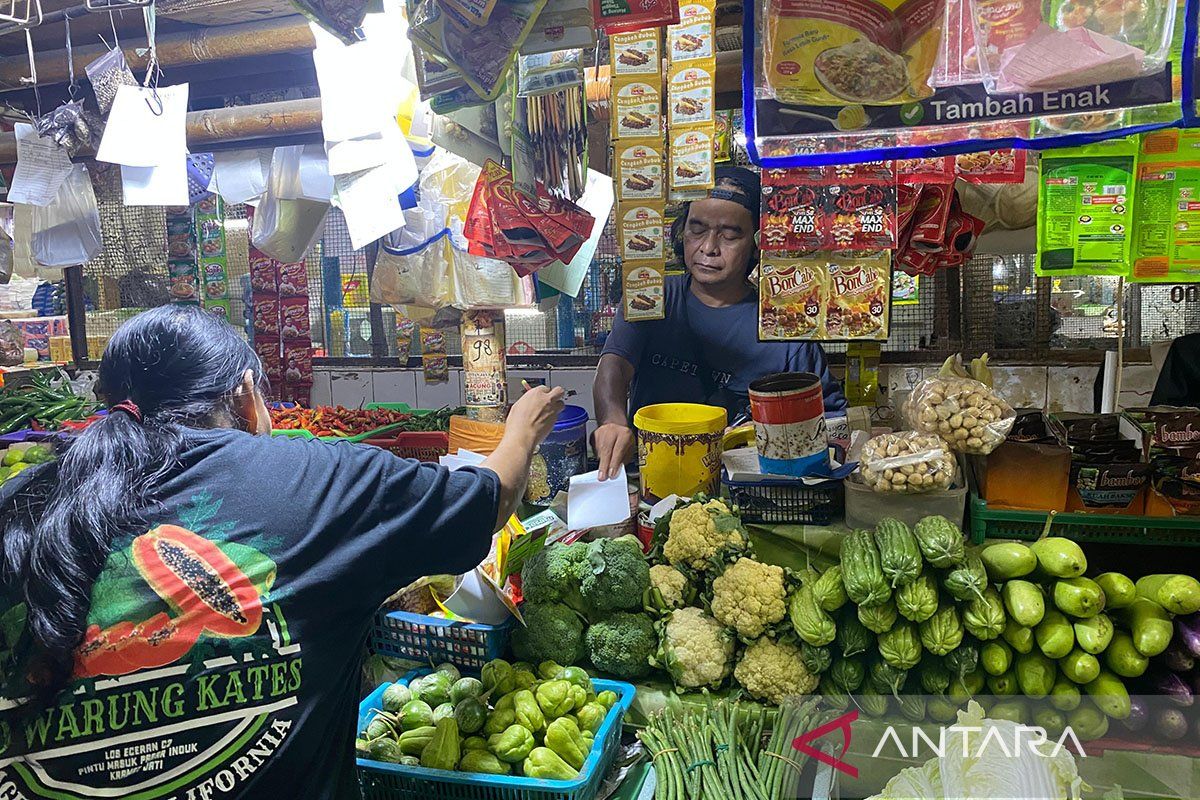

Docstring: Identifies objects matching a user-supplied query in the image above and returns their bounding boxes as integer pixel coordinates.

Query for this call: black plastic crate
[723,473,844,525]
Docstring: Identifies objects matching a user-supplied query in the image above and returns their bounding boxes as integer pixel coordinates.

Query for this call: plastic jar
[526,405,589,504]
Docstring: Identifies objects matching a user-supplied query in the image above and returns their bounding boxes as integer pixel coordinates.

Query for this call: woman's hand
[506,385,566,447]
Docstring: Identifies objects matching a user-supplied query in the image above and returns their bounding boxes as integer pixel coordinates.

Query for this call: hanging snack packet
[669,126,716,196]
[619,202,667,262]
[1036,137,1137,277]
[623,260,666,321]
[667,0,715,64]
[292,0,370,44]
[823,251,892,341]
[1131,128,1200,283]
[439,0,498,29]
[593,0,679,34]
[823,174,898,250]
[761,168,824,253]
[713,111,733,161]
[612,75,663,140]
[667,61,715,128]
[410,0,548,101]
[758,257,828,340]
[617,138,666,202]
[909,183,956,250]
[761,0,945,106]
[611,28,662,76]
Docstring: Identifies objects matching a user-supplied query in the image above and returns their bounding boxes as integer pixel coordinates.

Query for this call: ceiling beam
[0,95,322,161]
[0,15,314,90]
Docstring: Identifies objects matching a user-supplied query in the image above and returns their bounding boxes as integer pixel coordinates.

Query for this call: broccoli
[511,602,586,665]
[585,612,656,680]
[579,536,650,615]
[521,542,588,613]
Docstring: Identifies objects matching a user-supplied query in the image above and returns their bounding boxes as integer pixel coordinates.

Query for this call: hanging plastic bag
[251,144,332,263]
[371,226,454,309]
[32,164,102,268]
[903,375,1016,455]
[450,228,523,309]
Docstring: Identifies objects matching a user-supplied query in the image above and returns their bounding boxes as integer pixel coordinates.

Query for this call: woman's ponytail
[0,305,262,705]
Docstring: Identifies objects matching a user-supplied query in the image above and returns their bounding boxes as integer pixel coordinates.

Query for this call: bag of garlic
[904,375,1016,456]
[859,431,959,494]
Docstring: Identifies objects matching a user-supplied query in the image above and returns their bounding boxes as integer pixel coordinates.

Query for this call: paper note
[96,84,189,168]
[210,148,271,204]
[121,160,189,206]
[333,163,406,250]
[8,124,74,207]
[310,9,410,145]
[567,465,631,529]
[537,169,614,297]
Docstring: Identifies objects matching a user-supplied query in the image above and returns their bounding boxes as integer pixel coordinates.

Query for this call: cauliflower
[734,637,818,704]
[710,557,787,640]
[655,607,735,690]
[663,499,748,571]
[646,564,692,613]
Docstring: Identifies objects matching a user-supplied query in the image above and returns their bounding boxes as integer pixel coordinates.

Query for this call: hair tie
[112,400,143,424]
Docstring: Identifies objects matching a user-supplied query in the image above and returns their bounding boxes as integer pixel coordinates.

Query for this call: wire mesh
[67,165,1197,364]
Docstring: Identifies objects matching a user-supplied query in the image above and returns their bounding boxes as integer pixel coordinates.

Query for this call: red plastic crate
[364,431,449,462]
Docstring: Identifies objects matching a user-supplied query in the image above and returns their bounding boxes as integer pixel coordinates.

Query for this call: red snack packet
[824,181,897,250]
[761,168,824,253]
[252,295,280,337]
[281,296,311,339]
[593,0,679,34]
[938,207,985,267]
[464,170,496,252]
[956,148,1028,184]
[896,155,956,183]
[277,261,308,297]
[897,242,939,276]
[283,341,314,387]
[249,251,278,293]
[910,184,956,250]
[254,332,284,388]
[896,184,922,236]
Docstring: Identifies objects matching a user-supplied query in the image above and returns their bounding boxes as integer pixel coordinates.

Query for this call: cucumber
[979,542,1036,580]
[1002,580,1045,628]
[1034,610,1075,659]
[1094,573,1136,609]
[1113,599,1173,657]
[1059,647,1101,685]
[1053,577,1105,619]
[1073,614,1114,655]
[1084,670,1131,719]
[1029,537,1087,578]
[1135,574,1200,616]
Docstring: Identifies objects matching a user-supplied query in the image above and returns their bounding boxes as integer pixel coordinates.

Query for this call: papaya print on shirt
[0,491,302,799]
[0,428,500,799]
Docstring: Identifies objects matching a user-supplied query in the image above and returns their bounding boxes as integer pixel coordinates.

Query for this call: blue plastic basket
[370,610,514,670]
[356,674,635,800]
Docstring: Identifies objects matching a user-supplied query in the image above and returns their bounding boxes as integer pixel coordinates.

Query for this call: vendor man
[593,166,847,479]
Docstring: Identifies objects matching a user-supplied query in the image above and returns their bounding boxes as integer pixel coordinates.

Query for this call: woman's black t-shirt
[0,428,500,799]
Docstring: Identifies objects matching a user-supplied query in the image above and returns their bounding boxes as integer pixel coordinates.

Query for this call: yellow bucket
[633,403,727,503]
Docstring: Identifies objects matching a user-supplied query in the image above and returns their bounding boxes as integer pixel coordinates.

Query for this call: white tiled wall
[309,360,1165,416]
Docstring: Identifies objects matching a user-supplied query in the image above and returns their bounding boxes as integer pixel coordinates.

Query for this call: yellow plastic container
[633,403,727,503]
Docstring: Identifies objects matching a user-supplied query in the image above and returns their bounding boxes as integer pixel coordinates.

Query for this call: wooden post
[0,17,316,90]
[64,265,89,365]
[0,97,323,163]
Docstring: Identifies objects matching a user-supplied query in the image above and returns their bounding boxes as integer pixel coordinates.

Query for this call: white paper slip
[647,494,681,524]
[456,449,487,464]
[121,160,189,206]
[210,148,271,204]
[310,10,409,144]
[333,163,406,250]
[8,124,75,207]
[567,465,630,529]
[96,84,189,168]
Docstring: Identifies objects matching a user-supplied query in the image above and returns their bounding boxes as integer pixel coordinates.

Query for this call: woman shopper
[0,304,563,799]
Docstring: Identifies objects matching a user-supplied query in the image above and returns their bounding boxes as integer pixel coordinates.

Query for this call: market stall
[0,0,1196,797]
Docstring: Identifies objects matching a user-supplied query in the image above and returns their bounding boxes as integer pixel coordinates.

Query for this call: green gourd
[874,518,922,588]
